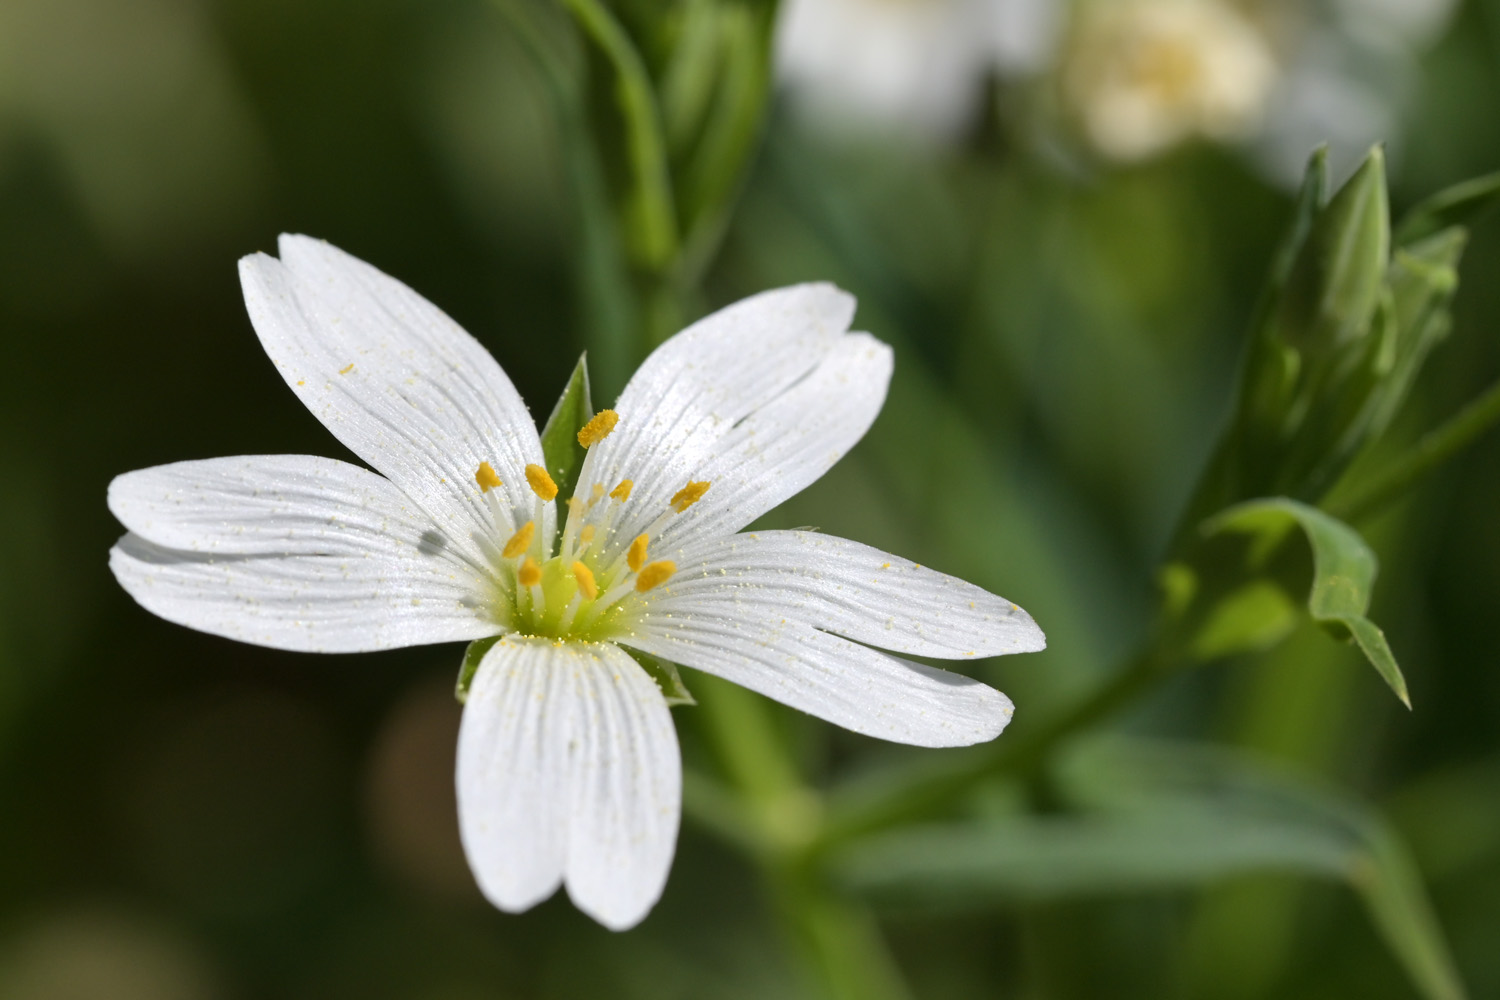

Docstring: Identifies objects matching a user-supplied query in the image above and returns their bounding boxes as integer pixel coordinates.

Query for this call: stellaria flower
[107,235,1045,929]
[1063,0,1278,163]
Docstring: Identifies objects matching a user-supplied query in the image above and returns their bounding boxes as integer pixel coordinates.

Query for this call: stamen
[555,592,583,635]
[635,560,677,592]
[474,462,502,493]
[525,464,558,501]
[518,557,542,588]
[573,562,598,601]
[559,497,586,561]
[627,534,650,572]
[589,483,605,507]
[610,479,633,502]
[503,521,535,559]
[580,525,596,546]
[670,480,711,512]
[576,409,619,447]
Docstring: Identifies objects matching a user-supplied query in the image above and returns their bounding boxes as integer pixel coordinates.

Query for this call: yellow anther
[610,479,633,502]
[573,561,598,601]
[590,483,605,506]
[518,557,542,588]
[475,462,502,493]
[502,521,535,559]
[635,560,676,592]
[670,480,711,513]
[580,525,596,545]
[576,409,619,448]
[627,533,650,572]
[525,463,558,501]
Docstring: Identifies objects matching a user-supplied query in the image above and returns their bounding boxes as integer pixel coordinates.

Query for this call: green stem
[771,873,913,1000]
[1330,376,1500,522]
[489,0,635,392]
[690,678,911,1000]
[558,0,679,271]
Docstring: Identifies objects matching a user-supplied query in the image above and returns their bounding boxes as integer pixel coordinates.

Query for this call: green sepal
[538,353,594,504]
[1394,169,1500,246]
[1267,146,1388,353]
[625,648,696,707]
[1363,227,1465,440]
[1226,148,1391,503]
[1202,498,1410,707]
[1267,145,1330,295]
[455,635,502,704]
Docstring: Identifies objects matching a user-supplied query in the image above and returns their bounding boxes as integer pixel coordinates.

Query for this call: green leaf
[1187,579,1300,661]
[625,648,696,707]
[1202,498,1410,706]
[836,809,1354,902]
[539,353,593,503]
[834,739,1466,1000]
[455,635,501,703]
[1395,170,1500,246]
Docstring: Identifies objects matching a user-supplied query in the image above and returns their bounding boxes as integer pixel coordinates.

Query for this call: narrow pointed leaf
[1202,498,1409,706]
[539,352,594,502]
[835,739,1466,1000]
[1395,170,1500,246]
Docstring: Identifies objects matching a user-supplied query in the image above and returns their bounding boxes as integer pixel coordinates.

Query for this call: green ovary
[509,553,629,642]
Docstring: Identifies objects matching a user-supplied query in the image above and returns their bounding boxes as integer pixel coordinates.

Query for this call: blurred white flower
[1064,0,1278,162]
[1252,0,1459,184]
[776,0,1062,140]
[108,236,1045,930]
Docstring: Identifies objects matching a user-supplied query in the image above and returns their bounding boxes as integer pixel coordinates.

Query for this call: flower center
[471,411,709,641]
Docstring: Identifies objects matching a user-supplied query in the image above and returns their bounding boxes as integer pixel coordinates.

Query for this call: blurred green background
[2,0,1499,997]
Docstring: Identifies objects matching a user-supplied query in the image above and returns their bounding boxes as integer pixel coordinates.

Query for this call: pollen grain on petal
[627,533,650,572]
[338,362,355,375]
[518,556,542,588]
[573,561,598,600]
[474,461,502,493]
[525,463,558,501]
[635,560,676,592]
[502,521,535,559]
[670,480,710,512]
[610,479,633,502]
[576,409,619,447]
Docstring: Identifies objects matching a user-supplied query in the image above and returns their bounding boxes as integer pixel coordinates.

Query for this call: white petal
[657,333,891,546]
[108,454,487,570]
[110,533,496,653]
[576,284,859,549]
[651,530,1045,659]
[563,641,681,930]
[238,235,553,555]
[456,637,570,913]
[624,614,1014,748]
[456,637,680,929]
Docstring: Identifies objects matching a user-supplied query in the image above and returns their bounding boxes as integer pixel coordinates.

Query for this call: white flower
[107,235,1045,930]
[1064,0,1278,163]
[776,0,1062,141]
